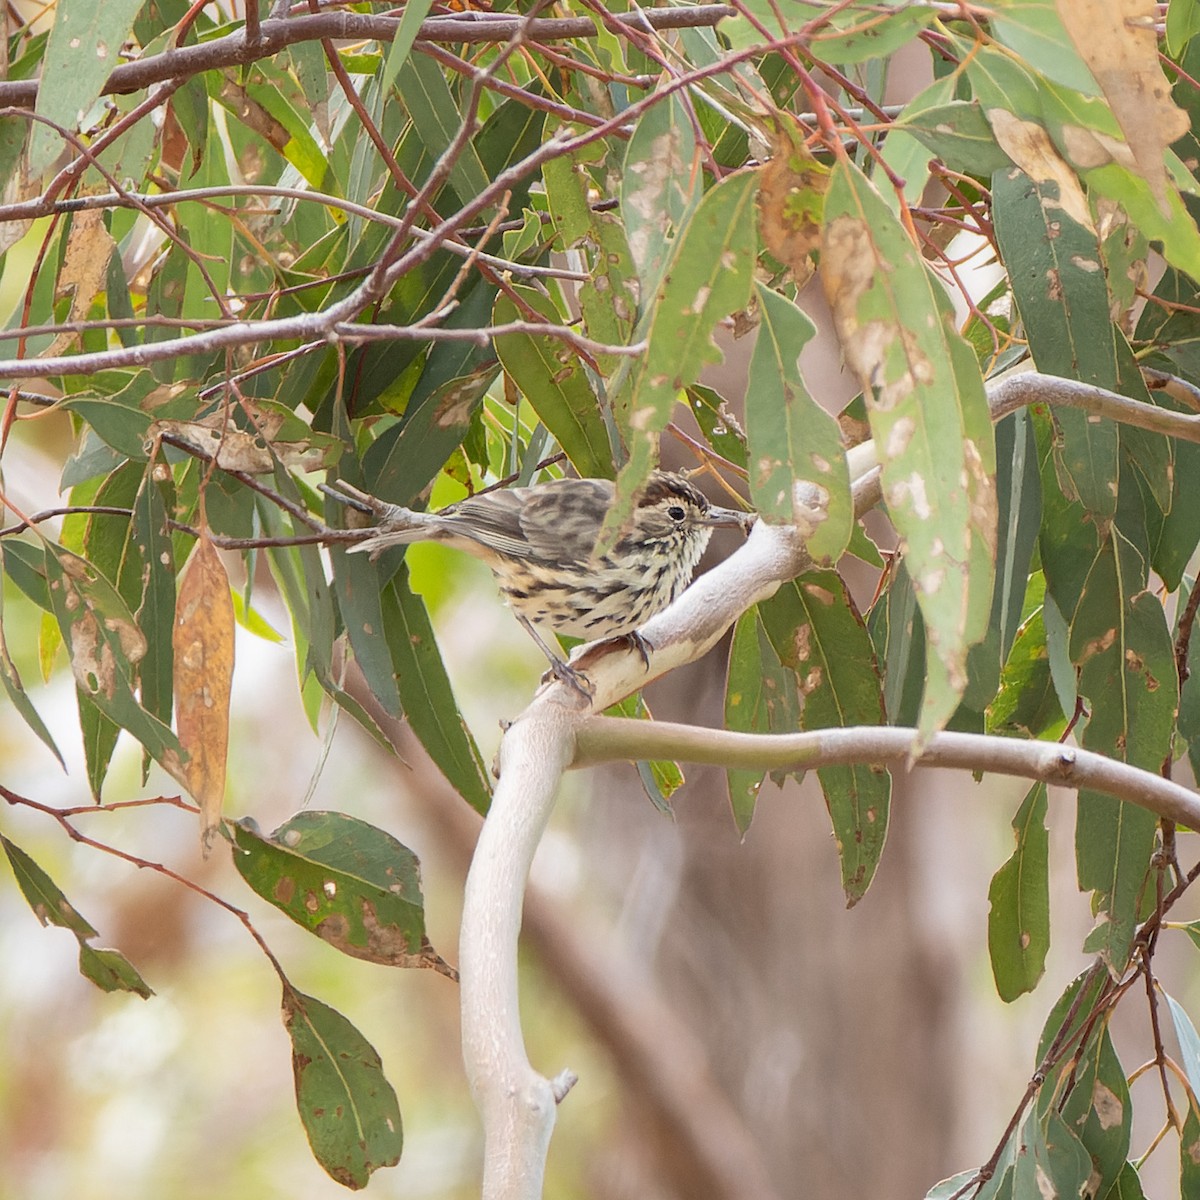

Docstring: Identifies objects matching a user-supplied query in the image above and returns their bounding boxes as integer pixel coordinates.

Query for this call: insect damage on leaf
[757,112,830,286]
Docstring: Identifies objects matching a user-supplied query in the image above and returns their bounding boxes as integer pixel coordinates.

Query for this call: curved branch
[989,369,1200,444]
[0,8,737,110]
[572,720,1200,830]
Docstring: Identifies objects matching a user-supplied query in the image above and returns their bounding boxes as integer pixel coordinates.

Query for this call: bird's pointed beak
[704,505,755,531]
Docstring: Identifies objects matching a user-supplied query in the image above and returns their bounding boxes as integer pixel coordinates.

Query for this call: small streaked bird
[327,471,750,689]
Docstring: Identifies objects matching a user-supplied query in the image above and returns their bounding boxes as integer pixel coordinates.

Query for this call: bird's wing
[518,478,613,562]
[438,478,613,563]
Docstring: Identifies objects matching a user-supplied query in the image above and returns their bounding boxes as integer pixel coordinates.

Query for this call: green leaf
[747,284,851,564]
[988,0,1100,94]
[964,408,1042,712]
[43,544,187,787]
[131,466,175,730]
[493,288,612,478]
[725,1,936,63]
[397,53,488,202]
[78,943,154,998]
[1167,992,1200,1103]
[329,544,403,720]
[619,91,698,295]
[282,989,403,1188]
[383,569,492,815]
[29,0,147,174]
[988,783,1050,1002]
[605,691,684,814]
[2,834,97,938]
[607,170,758,538]
[987,604,1067,740]
[1105,1162,1146,1200]
[380,0,434,95]
[686,384,749,471]
[759,573,890,904]
[2,835,152,998]
[895,98,1011,178]
[1014,1109,1092,1200]
[1181,1102,1200,1200]
[233,812,449,970]
[1071,533,1177,972]
[992,165,1118,521]
[544,144,638,373]
[1058,1023,1130,1198]
[724,610,801,833]
[821,159,996,739]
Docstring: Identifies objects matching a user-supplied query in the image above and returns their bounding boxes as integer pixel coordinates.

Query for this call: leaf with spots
[173,531,234,849]
[1056,0,1189,211]
[604,170,758,546]
[759,572,890,905]
[2,835,152,999]
[619,90,699,297]
[724,609,801,834]
[233,811,454,975]
[29,0,148,174]
[988,783,1050,1002]
[747,282,850,565]
[1069,531,1177,972]
[1052,1020,1131,1195]
[819,159,997,741]
[756,113,829,287]
[992,165,1119,522]
[1013,1108,1092,1200]
[283,988,403,1189]
[544,144,638,375]
[43,542,186,789]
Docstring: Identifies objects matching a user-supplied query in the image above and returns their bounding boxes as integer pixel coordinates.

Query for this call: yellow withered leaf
[173,532,235,850]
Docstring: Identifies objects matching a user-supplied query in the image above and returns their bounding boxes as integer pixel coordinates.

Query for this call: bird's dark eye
[667,505,687,522]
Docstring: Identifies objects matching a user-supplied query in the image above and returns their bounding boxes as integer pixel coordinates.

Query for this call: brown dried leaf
[1056,0,1189,211]
[757,113,830,287]
[42,208,116,358]
[173,532,235,849]
[148,416,331,473]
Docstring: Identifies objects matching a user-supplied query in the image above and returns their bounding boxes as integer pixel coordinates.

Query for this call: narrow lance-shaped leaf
[1,835,152,998]
[383,569,492,815]
[544,144,638,375]
[991,165,1118,522]
[619,90,699,297]
[283,988,403,1189]
[43,543,187,788]
[1071,532,1177,972]
[493,288,612,479]
[174,532,235,848]
[1057,1021,1131,1196]
[747,283,851,564]
[820,158,997,740]
[988,783,1050,1002]
[604,170,758,542]
[0,568,63,767]
[724,610,801,834]
[759,573,890,904]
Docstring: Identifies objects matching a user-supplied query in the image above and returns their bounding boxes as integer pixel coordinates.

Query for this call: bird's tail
[321,480,437,558]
